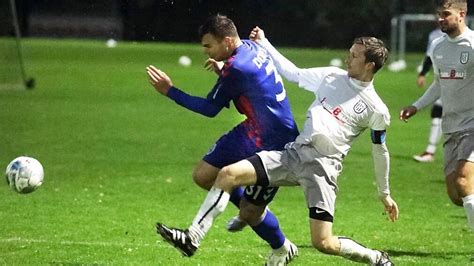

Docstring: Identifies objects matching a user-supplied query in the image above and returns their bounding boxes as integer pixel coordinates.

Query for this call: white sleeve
[258,38,300,83]
[412,78,441,110]
[258,38,346,93]
[372,143,390,197]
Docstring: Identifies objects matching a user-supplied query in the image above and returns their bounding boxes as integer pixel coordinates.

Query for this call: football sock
[426,118,442,154]
[338,237,379,263]
[462,194,474,230]
[188,186,230,244]
[250,209,286,249]
[229,186,244,208]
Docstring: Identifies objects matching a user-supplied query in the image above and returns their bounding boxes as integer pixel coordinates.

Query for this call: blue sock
[229,187,244,208]
[251,210,285,249]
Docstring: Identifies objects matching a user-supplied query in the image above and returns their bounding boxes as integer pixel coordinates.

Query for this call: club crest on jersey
[460,52,469,64]
[353,100,367,114]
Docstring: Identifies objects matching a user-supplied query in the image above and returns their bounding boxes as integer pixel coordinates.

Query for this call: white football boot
[265,239,298,266]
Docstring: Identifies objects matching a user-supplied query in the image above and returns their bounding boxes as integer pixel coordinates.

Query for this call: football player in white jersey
[400,0,474,235]
[155,27,399,265]
[413,27,445,163]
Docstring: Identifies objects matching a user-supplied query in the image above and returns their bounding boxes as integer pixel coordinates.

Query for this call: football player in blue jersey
[148,15,299,264]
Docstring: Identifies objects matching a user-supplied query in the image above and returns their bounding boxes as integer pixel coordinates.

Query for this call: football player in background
[400,0,474,238]
[413,26,444,163]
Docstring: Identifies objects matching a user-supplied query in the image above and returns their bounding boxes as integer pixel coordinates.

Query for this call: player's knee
[192,169,213,190]
[311,238,336,254]
[447,192,463,206]
[215,166,239,191]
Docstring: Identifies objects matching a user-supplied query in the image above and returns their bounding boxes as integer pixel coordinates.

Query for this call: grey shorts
[256,142,342,217]
[443,129,474,176]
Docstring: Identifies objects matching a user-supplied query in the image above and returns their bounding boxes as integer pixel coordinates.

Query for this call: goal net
[0,0,33,90]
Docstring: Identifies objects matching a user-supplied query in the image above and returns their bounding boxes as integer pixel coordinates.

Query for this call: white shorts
[256,142,342,216]
[443,129,474,176]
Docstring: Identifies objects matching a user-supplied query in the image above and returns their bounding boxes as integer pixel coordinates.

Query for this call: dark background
[2,0,473,50]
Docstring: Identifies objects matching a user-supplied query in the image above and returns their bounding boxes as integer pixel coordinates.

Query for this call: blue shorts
[203,125,280,205]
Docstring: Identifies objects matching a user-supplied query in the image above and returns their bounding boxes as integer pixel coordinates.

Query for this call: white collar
[349,77,373,90]
[447,27,472,42]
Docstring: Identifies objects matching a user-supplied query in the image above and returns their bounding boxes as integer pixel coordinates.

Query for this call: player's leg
[192,160,219,190]
[309,218,391,264]
[443,130,474,230]
[456,160,474,230]
[413,102,442,162]
[197,129,251,207]
[156,159,258,256]
[237,152,298,265]
[193,160,245,208]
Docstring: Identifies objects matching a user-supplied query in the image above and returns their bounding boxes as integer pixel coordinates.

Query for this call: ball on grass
[178,55,192,67]
[106,39,117,48]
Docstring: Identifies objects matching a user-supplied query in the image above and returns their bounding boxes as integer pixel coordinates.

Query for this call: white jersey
[293,67,390,159]
[414,28,474,133]
[258,38,391,196]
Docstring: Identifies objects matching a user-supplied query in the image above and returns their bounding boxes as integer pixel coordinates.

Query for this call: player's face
[346,44,371,80]
[437,6,464,36]
[201,33,229,61]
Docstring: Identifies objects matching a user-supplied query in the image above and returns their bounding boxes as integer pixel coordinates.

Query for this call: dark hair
[353,37,389,73]
[198,15,239,41]
[437,0,467,11]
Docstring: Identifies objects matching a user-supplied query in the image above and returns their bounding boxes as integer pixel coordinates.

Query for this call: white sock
[462,194,474,230]
[426,118,442,154]
[188,187,230,244]
[338,237,380,263]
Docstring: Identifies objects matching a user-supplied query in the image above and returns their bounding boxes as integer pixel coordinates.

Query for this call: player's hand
[205,58,224,75]
[380,195,399,222]
[146,65,173,95]
[416,75,426,88]
[249,26,265,43]
[399,106,417,122]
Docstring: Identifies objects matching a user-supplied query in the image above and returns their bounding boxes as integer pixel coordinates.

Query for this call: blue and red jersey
[205,40,297,149]
[167,40,298,167]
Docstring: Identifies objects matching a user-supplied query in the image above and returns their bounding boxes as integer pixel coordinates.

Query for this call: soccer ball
[5,156,44,194]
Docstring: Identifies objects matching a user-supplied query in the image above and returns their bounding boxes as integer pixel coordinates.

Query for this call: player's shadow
[385,249,472,260]
[297,246,471,260]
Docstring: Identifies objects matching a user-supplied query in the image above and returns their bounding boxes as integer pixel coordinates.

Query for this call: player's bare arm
[146,65,173,95]
[399,106,418,122]
[204,58,224,75]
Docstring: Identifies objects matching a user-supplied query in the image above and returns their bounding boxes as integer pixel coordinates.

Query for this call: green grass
[0,38,472,265]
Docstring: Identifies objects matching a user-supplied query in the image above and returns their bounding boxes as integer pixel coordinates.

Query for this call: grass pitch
[0,38,472,265]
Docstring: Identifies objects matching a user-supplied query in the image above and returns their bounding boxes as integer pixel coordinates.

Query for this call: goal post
[389,13,474,70]
[0,0,34,90]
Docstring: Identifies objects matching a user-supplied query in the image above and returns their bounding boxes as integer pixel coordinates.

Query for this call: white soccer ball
[5,156,44,194]
[329,58,343,67]
[178,55,192,67]
[106,39,117,48]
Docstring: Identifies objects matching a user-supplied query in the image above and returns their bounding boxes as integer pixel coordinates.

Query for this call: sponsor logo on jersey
[439,69,466,79]
[353,100,367,114]
[460,51,469,64]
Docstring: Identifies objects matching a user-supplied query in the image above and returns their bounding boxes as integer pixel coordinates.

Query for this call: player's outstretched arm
[146,65,173,95]
[248,26,300,83]
[399,106,417,122]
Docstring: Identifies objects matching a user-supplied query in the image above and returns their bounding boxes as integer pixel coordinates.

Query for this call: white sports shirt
[258,38,391,196]
[414,28,474,134]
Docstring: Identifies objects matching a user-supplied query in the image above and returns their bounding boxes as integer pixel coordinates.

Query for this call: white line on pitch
[0,237,153,247]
